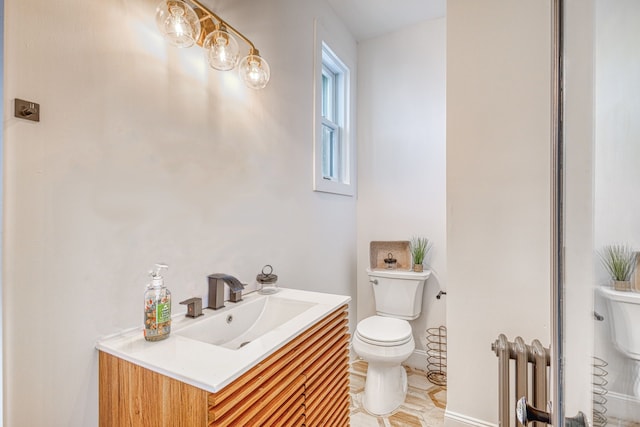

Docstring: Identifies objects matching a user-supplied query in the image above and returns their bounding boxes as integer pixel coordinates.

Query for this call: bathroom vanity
[97,289,351,426]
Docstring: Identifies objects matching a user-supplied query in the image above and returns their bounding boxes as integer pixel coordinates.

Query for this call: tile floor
[349,360,446,427]
[349,361,640,427]
[609,418,640,427]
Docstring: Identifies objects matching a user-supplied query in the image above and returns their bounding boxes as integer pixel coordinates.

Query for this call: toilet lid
[356,316,413,346]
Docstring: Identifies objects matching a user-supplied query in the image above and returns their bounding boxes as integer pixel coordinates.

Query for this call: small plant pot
[613,280,632,291]
[413,264,424,273]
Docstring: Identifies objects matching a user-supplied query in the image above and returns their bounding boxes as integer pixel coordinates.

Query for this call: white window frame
[313,22,355,196]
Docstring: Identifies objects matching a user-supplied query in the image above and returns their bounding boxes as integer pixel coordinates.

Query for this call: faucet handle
[229,289,243,303]
[180,297,203,318]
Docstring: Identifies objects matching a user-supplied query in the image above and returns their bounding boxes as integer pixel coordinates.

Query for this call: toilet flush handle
[369,279,378,285]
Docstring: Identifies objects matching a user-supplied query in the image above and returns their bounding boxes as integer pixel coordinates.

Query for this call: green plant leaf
[599,244,637,282]
[411,236,432,265]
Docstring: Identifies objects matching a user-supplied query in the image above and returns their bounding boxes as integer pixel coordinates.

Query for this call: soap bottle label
[157,300,171,324]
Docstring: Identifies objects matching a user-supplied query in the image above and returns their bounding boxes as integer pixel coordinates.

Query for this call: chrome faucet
[207,274,245,310]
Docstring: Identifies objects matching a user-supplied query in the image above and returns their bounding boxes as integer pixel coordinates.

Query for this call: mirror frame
[551,0,564,425]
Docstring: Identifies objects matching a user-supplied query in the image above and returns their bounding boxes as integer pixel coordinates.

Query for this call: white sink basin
[96,288,350,392]
[176,295,316,350]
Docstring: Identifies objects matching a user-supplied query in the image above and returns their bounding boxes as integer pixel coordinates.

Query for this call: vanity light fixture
[155,0,270,89]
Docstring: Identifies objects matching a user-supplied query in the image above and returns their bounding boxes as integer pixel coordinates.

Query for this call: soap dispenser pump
[143,263,172,342]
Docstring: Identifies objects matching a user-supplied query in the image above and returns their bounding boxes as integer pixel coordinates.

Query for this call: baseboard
[444,410,497,427]
[607,391,640,421]
[405,349,428,370]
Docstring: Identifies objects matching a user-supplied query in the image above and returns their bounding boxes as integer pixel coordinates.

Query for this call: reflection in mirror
[593,0,640,425]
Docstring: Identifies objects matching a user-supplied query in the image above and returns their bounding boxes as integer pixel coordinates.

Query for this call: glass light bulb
[239,54,270,90]
[203,29,240,71]
[155,0,201,48]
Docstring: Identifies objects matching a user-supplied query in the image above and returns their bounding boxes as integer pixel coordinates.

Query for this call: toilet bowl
[353,316,415,414]
[353,268,430,415]
[598,286,640,397]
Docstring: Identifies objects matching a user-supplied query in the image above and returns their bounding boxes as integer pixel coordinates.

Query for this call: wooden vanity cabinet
[99,304,350,426]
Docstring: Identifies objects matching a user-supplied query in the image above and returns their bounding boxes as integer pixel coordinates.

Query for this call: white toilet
[353,268,431,415]
[598,286,640,397]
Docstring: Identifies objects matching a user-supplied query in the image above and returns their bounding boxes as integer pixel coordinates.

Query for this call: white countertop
[96,288,350,393]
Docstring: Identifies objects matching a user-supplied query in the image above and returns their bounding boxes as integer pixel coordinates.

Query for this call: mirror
[593,0,640,425]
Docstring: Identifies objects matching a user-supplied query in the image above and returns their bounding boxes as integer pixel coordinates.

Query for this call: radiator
[491,334,551,427]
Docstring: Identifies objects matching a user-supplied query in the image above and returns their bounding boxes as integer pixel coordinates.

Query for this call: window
[321,61,340,181]
[313,31,354,196]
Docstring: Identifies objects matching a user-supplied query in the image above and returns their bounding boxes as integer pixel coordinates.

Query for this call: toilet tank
[367,268,431,320]
[599,287,640,359]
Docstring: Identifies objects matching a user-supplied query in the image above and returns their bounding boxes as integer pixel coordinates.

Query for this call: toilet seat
[356,316,413,347]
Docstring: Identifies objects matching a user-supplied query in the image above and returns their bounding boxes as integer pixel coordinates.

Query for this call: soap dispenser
[144,263,172,342]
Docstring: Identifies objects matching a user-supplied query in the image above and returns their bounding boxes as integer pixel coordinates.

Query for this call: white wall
[594,0,640,252]
[446,1,552,425]
[563,0,596,420]
[356,17,447,366]
[593,0,640,419]
[2,0,357,425]
[0,0,4,422]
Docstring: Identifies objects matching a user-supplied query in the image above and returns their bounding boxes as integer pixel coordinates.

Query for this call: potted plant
[600,244,637,291]
[410,236,431,272]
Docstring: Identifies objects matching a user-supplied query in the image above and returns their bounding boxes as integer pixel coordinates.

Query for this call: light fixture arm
[187,0,257,52]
